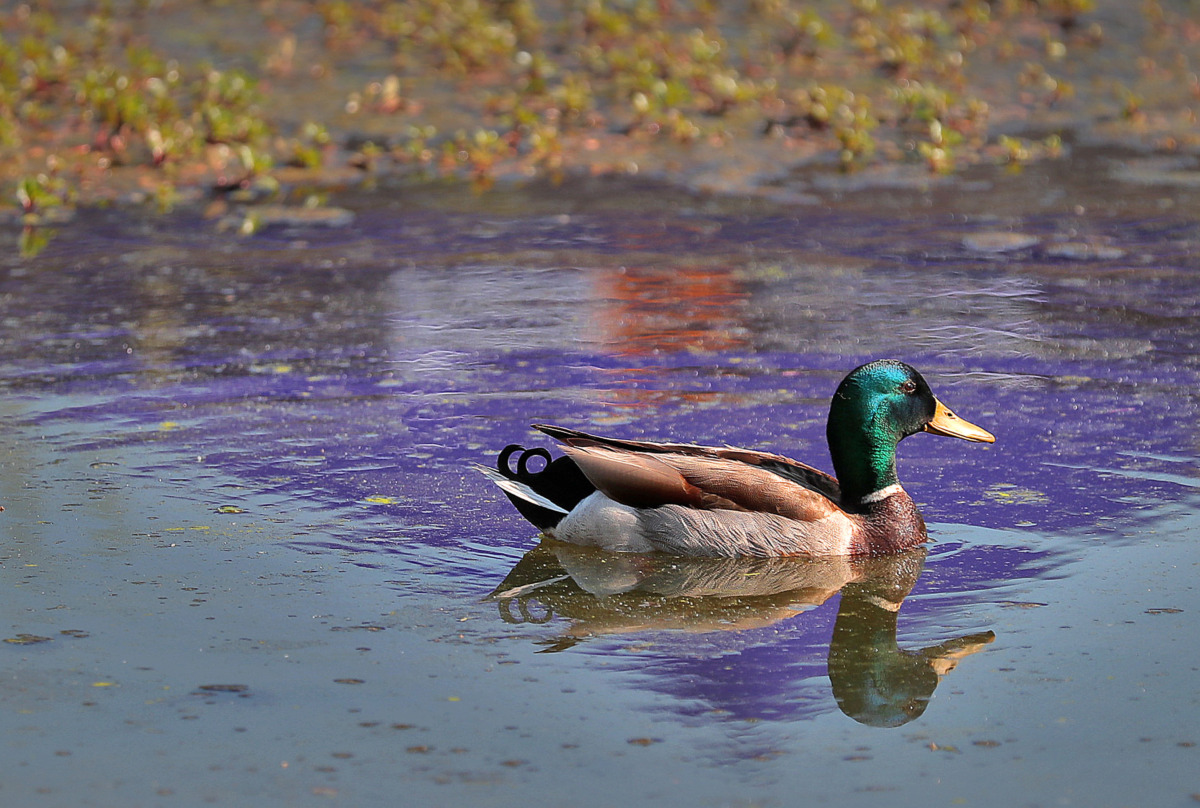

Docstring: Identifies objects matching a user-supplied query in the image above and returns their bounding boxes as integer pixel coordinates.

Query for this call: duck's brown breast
[850,491,928,556]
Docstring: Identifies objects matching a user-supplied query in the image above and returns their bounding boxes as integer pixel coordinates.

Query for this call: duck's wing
[535,423,842,504]
[557,443,845,524]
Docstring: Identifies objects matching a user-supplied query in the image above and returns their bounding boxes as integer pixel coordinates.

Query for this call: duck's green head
[826,360,994,508]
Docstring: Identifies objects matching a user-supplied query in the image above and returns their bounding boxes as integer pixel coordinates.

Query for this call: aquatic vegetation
[15,172,70,215]
[0,6,275,210]
[282,121,333,169]
[14,171,70,256]
[993,133,1063,168]
[776,83,878,170]
[0,0,1196,221]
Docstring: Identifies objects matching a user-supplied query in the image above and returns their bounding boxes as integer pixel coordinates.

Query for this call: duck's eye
[900,380,917,394]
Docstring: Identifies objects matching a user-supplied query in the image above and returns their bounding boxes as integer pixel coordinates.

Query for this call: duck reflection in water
[490,543,994,727]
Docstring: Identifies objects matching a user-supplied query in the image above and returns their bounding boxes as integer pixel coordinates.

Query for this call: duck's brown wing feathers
[535,423,842,504]
[559,445,844,524]
[557,445,742,510]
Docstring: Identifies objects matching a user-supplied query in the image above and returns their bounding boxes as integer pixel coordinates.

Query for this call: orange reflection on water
[586,261,750,411]
[591,262,748,355]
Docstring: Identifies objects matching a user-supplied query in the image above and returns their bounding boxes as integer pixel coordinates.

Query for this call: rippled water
[2,179,1199,806]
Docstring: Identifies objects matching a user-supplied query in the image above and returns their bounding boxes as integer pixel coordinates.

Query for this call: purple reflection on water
[19,345,1194,537]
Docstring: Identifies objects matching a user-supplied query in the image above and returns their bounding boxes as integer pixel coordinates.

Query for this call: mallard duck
[479,360,994,557]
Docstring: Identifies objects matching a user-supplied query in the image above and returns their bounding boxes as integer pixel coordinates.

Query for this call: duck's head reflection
[490,541,994,726]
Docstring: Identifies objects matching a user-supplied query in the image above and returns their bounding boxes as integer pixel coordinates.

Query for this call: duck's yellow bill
[924,399,995,443]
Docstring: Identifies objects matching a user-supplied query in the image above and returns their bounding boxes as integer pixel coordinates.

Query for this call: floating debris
[4,633,52,645]
[927,742,961,753]
[985,485,1050,505]
[197,684,250,693]
[216,505,246,514]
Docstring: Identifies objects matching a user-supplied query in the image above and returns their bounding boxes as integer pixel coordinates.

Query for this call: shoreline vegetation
[2,1,1197,234]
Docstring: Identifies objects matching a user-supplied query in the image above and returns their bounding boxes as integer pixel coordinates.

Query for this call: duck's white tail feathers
[474,464,569,515]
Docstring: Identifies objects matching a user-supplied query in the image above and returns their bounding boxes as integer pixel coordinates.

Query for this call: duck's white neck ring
[860,483,904,505]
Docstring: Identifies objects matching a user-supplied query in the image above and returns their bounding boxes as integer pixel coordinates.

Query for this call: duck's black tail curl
[494,444,595,530]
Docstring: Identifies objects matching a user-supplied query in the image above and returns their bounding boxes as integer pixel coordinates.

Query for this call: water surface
[2,176,1199,806]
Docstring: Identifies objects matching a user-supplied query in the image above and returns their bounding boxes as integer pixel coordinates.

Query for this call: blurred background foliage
[1,0,1197,217]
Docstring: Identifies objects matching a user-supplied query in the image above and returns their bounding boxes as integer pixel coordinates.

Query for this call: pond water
[2,167,1199,806]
